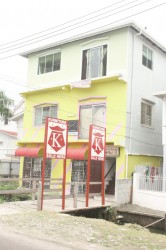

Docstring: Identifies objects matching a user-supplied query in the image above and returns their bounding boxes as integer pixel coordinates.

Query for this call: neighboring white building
[11,99,25,140]
[0,129,19,176]
[0,117,17,132]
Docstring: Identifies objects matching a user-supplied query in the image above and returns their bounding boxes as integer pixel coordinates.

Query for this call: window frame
[34,104,58,126]
[81,44,107,80]
[79,103,106,139]
[37,51,61,75]
[142,45,153,70]
[141,100,154,128]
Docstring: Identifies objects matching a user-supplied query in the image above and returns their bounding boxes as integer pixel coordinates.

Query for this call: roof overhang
[20,21,166,58]
[153,91,166,101]
[20,74,126,97]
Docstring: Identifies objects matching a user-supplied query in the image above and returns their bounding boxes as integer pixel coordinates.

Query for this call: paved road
[0,225,83,250]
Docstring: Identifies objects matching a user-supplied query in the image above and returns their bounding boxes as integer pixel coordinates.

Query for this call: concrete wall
[27,28,128,87]
[0,160,19,176]
[126,29,166,157]
[0,133,17,159]
[133,173,166,212]
[115,178,132,205]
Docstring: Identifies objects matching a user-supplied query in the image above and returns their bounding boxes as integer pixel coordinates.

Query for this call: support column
[162,101,166,192]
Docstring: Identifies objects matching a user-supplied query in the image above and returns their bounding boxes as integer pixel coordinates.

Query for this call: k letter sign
[45,118,68,159]
[90,125,106,161]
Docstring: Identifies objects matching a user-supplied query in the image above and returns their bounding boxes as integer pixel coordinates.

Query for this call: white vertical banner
[45,118,68,159]
[90,125,106,161]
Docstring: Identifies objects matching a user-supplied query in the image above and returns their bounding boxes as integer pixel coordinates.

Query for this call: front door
[89,160,102,193]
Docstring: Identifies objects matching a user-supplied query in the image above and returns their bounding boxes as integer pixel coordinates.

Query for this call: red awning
[15,146,88,160]
[67,146,88,160]
[15,147,43,157]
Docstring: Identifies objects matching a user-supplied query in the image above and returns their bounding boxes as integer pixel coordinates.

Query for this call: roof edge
[20,21,166,58]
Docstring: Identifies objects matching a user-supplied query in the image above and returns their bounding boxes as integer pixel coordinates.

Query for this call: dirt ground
[0,210,166,250]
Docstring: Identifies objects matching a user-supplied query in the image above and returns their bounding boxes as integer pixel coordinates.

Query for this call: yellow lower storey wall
[18,146,162,190]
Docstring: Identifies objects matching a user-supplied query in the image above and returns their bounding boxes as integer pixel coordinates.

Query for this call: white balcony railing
[139,174,164,192]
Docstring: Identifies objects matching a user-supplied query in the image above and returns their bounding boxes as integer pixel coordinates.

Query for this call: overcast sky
[0,0,166,103]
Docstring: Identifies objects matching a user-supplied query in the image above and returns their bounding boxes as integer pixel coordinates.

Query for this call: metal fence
[0,160,20,177]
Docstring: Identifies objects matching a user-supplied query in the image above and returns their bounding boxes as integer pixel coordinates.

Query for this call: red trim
[15,147,43,157]
[0,130,17,136]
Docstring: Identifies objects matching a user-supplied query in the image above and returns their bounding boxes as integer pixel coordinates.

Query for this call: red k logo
[48,126,65,152]
[92,132,104,155]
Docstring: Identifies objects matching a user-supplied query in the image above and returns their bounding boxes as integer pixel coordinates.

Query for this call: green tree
[0,91,14,124]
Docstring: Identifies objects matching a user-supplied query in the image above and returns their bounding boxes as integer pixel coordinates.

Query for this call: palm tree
[0,91,14,124]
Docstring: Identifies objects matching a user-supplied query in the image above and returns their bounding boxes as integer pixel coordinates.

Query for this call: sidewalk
[0,195,116,215]
[118,203,165,218]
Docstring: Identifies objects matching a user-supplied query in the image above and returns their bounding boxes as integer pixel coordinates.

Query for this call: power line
[17,95,162,137]
[0,0,154,54]
[0,0,127,48]
[0,1,165,59]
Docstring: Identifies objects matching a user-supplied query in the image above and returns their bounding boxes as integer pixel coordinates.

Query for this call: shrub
[0,182,31,203]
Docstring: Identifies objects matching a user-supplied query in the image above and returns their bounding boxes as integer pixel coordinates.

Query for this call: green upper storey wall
[27,28,129,86]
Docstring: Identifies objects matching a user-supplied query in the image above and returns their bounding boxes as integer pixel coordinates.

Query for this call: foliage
[0,90,14,124]
[0,182,31,203]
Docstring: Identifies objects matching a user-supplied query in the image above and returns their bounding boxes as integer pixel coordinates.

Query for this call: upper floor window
[141,100,153,127]
[81,45,107,80]
[79,104,106,139]
[142,45,153,70]
[38,52,61,75]
[34,105,58,126]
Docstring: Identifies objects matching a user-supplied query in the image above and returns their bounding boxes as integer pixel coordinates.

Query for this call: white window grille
[79,104,106,139]
[34,105,58,126]
[141,100,153,127]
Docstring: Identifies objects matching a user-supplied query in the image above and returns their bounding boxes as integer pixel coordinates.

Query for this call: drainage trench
[61,206,166,233]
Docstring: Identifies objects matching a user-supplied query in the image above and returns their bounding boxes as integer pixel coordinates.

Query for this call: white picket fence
[139,174,164,192]
[133,173,166,212]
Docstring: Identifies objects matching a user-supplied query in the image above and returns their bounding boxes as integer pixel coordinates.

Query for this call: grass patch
[0,182,31,203]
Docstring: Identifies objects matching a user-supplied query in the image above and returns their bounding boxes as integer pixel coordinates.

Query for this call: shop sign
[90,125,106,161]
[45,118,68,159]
[106,145,119,157]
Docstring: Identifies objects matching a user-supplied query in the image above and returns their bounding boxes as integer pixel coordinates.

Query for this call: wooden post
[73,182,78,208]
[41,118,49,210]
[32,180,36,201]
[86,157,91,207]
[37,181,42,211]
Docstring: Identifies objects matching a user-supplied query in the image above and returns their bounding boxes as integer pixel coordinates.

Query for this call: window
[34,105,58,126]
[81,45,107,80]
[142,45,153,70]
[141,101,153,127]
[79,104,106,138]
[38,52,61,74]
[68,120,78,135]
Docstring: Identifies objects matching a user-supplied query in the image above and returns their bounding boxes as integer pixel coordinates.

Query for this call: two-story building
[15,22,166,197]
